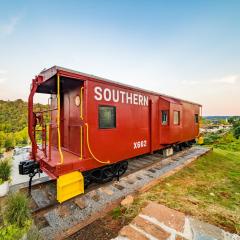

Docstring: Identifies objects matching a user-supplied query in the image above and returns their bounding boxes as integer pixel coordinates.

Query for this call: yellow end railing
[57,74,64,164]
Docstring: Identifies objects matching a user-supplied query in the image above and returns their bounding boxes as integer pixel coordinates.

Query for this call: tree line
[0,99,47,152]
[229,116,240,139]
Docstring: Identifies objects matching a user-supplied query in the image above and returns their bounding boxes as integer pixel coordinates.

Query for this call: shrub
[203,133,220,145]
[3,192,31,228]
[0,222,31,240]
[233,126,240,139]
[27,224,43,240]
[0,158,11,183]
[4,135,15,151]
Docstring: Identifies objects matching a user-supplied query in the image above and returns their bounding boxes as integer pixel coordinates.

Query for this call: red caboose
[19,66,201,202]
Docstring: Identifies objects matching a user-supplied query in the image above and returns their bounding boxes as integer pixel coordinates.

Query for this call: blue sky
[0,0,240,115]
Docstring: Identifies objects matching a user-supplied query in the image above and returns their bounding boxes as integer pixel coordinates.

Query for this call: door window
[195,114,199,123]
[161,110,168,125]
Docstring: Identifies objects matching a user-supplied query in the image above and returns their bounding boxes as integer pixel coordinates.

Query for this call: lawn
[112,147,240,234]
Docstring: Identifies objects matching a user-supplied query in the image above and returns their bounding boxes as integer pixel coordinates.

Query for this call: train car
[19,66,201,203]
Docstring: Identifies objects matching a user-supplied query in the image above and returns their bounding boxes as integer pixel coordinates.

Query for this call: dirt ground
[67,214,126,240]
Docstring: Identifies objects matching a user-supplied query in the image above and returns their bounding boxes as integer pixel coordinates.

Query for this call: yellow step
[57,171,84,203]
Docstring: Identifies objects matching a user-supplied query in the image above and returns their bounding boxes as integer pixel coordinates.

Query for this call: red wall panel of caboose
[158,98,170,145]
[181,102,200,142]
[168,102,183,143]
[159,98,199,145]
[152,95,161,151]
[62,87,83,155]
[158,98,183,145]
[85,80,154,165]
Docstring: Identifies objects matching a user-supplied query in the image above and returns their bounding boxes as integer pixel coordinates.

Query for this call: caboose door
[63,86,83,156]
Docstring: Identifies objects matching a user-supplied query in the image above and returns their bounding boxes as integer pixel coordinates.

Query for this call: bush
[3,192,31,228]
[203,133,220,145]
[0,158,11,183]
[4,135,15,151]
[0,192,32,239]
[233,126,240,139]
[0,222,31,240]
[26,224,43,240]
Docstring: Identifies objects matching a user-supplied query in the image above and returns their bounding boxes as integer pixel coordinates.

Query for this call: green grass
[0,192,32,240]
[0,158,12,183]
[3,192,31,227]
[113,148,240,234]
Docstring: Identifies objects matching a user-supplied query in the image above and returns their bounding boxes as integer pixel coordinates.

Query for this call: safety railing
[33,105,57,160]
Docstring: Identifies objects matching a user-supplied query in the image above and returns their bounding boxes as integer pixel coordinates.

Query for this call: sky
[0,0,240,116]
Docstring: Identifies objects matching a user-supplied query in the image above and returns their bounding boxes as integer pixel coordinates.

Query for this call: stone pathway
[113,202,240,240]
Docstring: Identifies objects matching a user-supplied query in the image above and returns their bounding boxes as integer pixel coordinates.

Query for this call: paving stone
[113,237,130,240]
[189,218,224,240]
[193,232,217,240]
[133,215,171,240]
[114,201,240,240]
[223,231,240,240]
[119,225,148,240]
[176,235,188,240]
[183,217,193,239]
[141,202,185,232]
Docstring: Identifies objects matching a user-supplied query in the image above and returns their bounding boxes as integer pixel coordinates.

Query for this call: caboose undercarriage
[19,66,202,203]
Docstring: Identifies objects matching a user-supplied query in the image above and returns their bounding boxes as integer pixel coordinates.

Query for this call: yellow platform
[57,171,84,203]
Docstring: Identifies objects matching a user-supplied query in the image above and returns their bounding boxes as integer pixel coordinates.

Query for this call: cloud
[212,74,240,84]
[0,16,21,36]
[181,74,240,86]
[0,69,7,83]
[0,69,7,74]
[180,80,201,85]
[0,78,7,84]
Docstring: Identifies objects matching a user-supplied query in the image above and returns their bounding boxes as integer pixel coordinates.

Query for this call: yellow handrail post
[85,123,110,164]
[79,87,84,160]
[80,86,83,120]
[57,74,64,164]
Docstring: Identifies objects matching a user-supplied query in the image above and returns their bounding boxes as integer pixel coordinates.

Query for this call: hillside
[0,99,47,152]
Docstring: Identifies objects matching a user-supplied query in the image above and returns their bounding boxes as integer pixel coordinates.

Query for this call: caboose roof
[38,65,201,107]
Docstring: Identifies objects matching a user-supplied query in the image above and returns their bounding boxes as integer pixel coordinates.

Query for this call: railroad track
[22,146,211,240]
[29,147,189,216]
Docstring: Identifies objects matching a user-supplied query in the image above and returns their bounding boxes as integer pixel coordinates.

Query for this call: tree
[0,131,5,149]
[233,126,240,139]
[233,120,240,128]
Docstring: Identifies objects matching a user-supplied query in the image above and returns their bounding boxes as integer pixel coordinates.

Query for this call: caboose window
[161,110,168,125]
[99,106,116,129]
[173,111,180,125]
[195,114,199,123]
